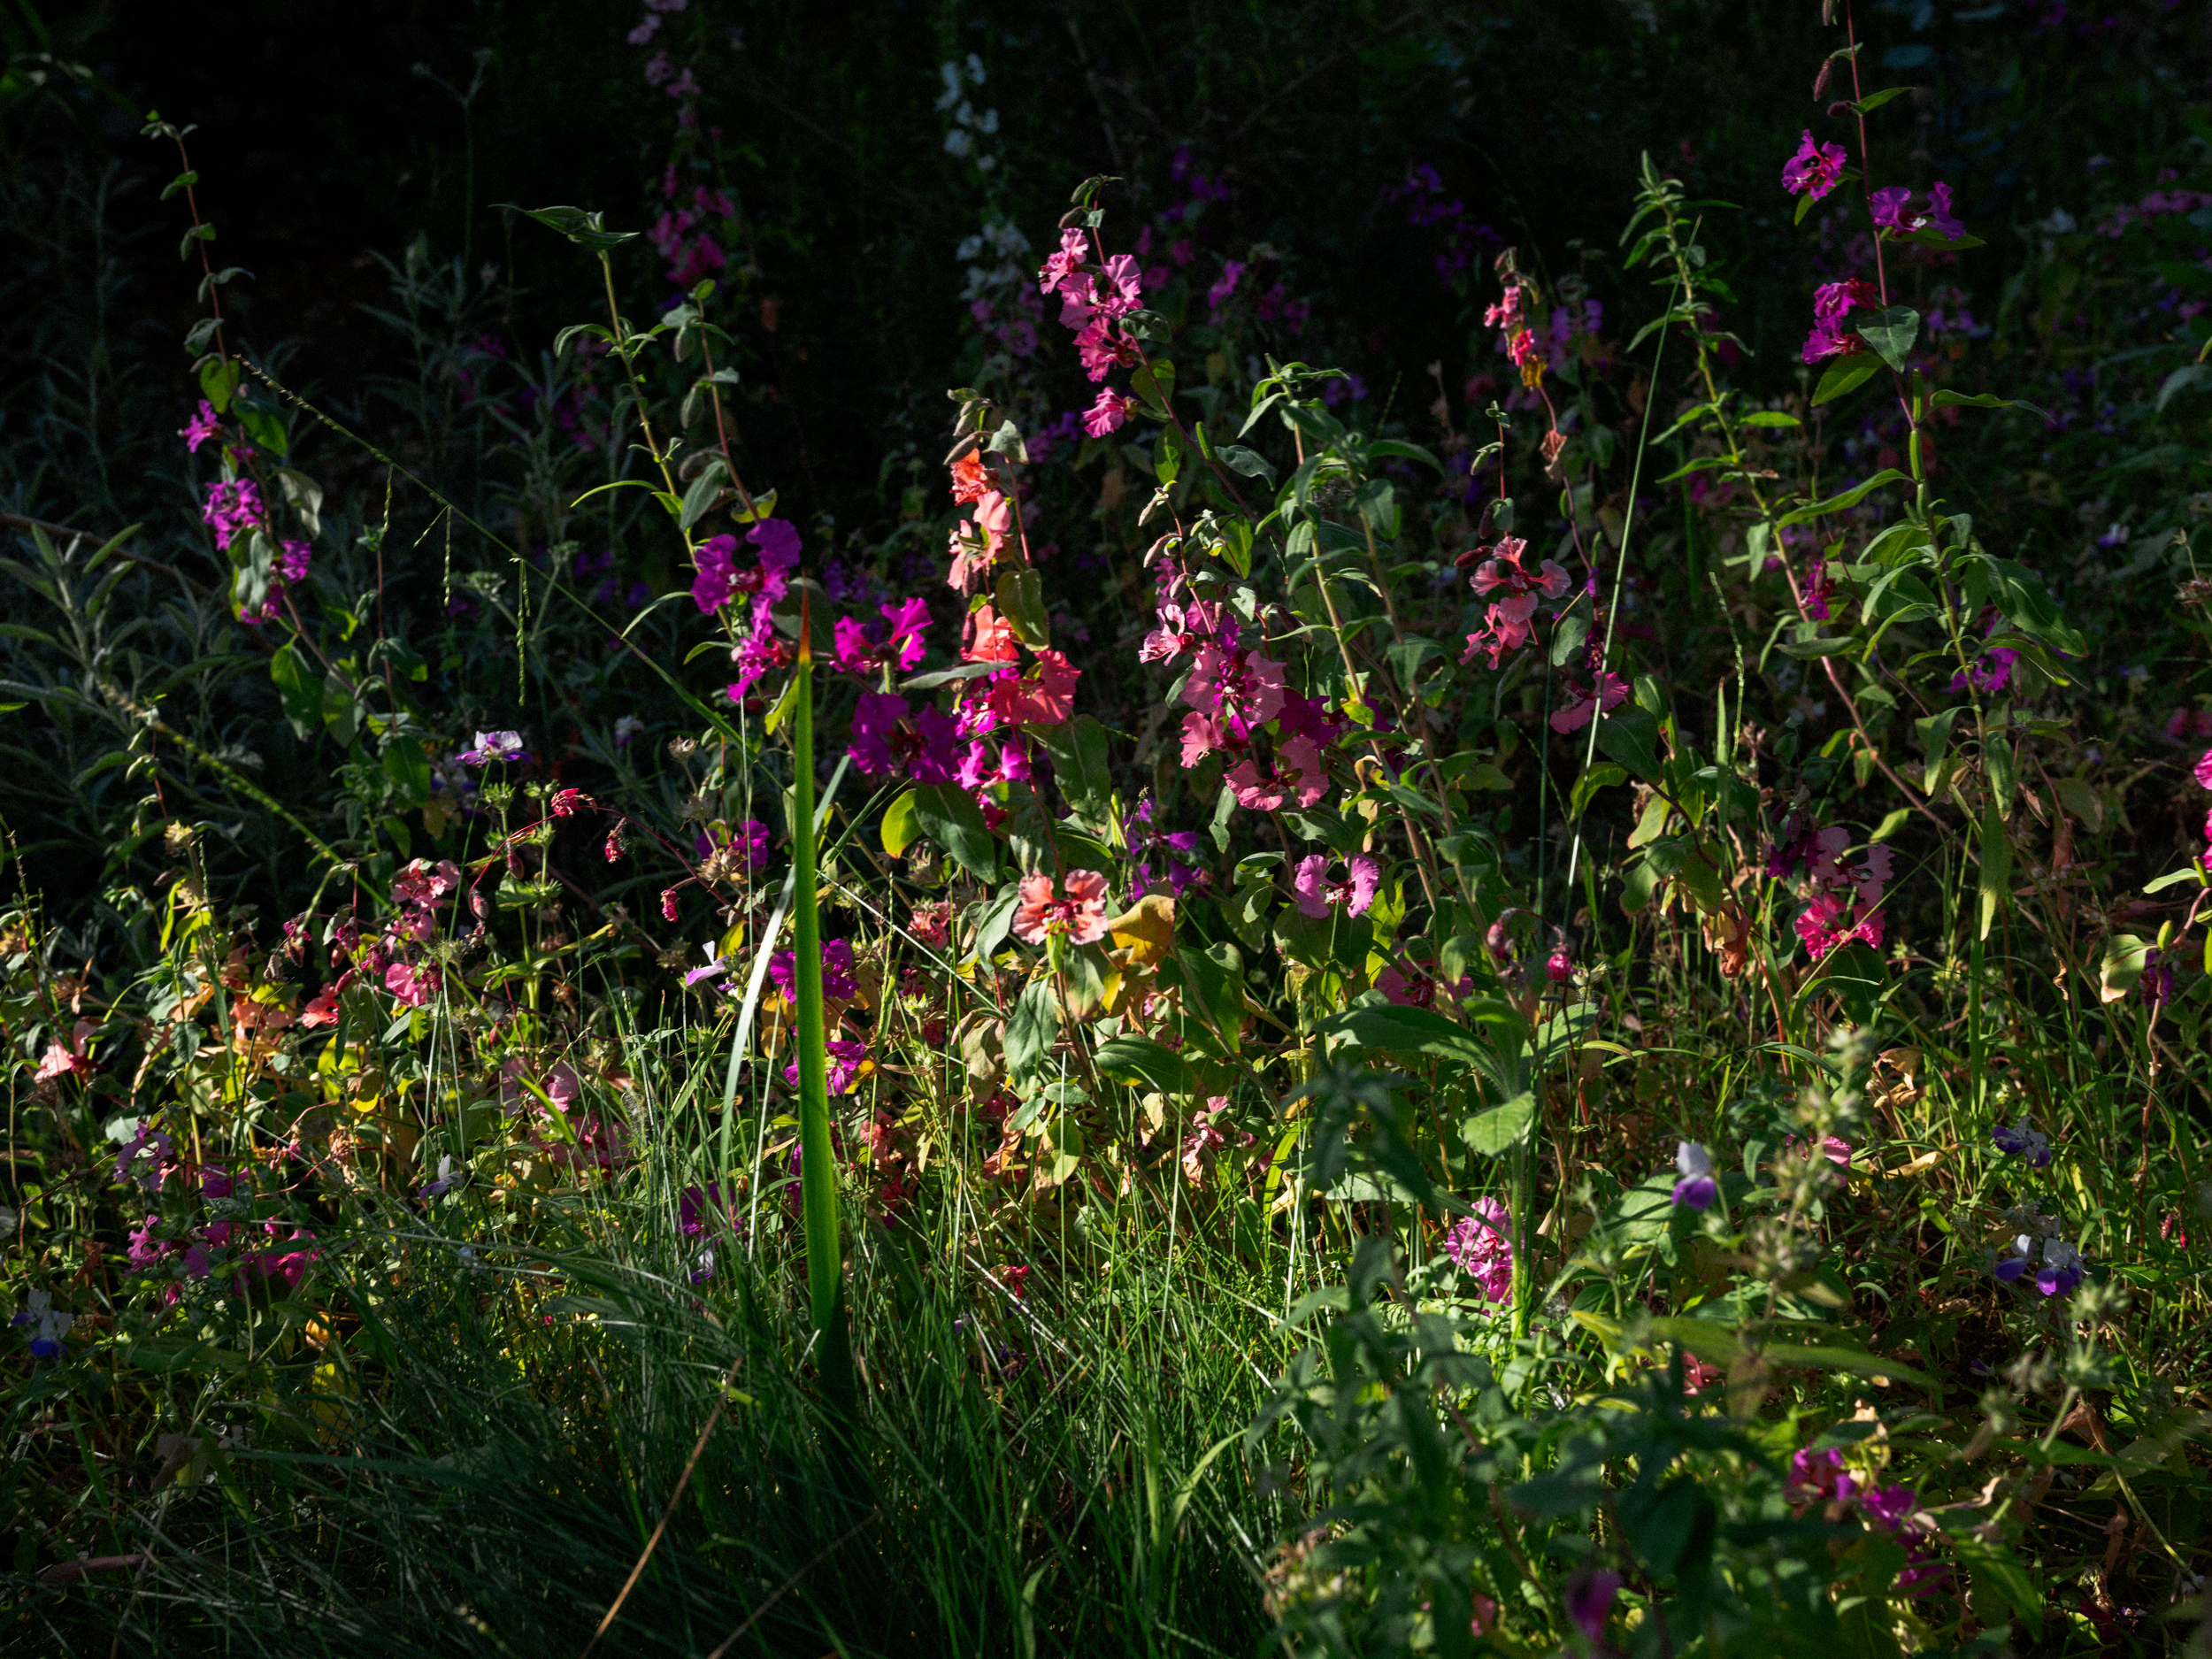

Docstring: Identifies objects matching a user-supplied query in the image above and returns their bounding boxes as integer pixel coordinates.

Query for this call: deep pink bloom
[1548,672,1629,734]
[2192,747,2212,789]
[1083,388,1137,437]
[1781,130,1848,200]
[833,596,932,676]
[727,606,792,695]
[180,400,220,452]
[1011,870,1111,946]
[692,534,737,611]
[1443,1197,1514,1303]
[1794,890,1885,959]
[384,959,441,1007]
[770,939,857,1002]
[1545,950,1572,984]
[847,691,960,782]
[1039,227,1087,297]
[1293,853,1379,919]
[201,478,265,551]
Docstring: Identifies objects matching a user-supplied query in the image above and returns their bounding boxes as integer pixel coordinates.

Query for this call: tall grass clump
[4,3,2211,1655]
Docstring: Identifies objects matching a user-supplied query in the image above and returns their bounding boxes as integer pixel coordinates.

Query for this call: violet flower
[1671,1141,1717,1210]
[455,729,532,765]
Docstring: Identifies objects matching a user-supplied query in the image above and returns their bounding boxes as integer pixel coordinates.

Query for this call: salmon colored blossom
[1011,869,1111,946]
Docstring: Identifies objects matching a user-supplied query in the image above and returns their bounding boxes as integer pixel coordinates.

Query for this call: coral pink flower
[1010,870,1111,946]
[1293,853,1379,919]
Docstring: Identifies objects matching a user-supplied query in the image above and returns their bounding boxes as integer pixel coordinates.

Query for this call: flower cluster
[1769,820,1892,960]
[1461,535,1570,667]
[1485,277,1545,390]
[1040,223,1147,436]
[1443,1196,1514,1303]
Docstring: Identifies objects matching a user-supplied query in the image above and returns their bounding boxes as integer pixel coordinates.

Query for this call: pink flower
[1038,227,1087,297]
[1794,890,1886,960]
[384,960,441,1007]
[1011,870,1111,946]
[1443,1197,1514,1302]
[1548,672,1629,734]
[1564,1570,1621,1645]
[1075,318,1138,381]
[201,478,265,551]
[985,649,1082,726]
[1781,131,1848,200]
[847,691,960,783]
[1545,949,1572,983]
[1206,259,1246,311]
[1179,711,1226,766]
[1182,641,1286,734]
[1293,853,1379,919]
[180,400,220,452]
[1225,733,1328,811]
[726,607,792,695]
[1869,185,1914,229]
[1083,388,1137,437]
[1786,1446,1853,1505]
[2193,748,2212,789]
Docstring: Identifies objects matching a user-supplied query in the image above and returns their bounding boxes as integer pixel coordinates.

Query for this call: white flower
[943,128,974,159]
[1675,1141,1712,1179]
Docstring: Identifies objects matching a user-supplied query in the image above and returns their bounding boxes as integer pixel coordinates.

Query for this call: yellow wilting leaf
[1107,895,1175,969]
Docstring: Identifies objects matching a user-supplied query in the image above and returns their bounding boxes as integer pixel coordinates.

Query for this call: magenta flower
[1083,388,1137,437]
[1207,259,1247,311]
[727,607,793,697]
[680,1182,736,1237]
[745,517,802,587]
[1075,317,1138,380]
[1443,1197,1514,1303]
[769,939,857,1002]
[180,399,220,452]
[384,960,441,1007]
[833,596,932,676]
[783,1037,871,1096]
[1182,641,1286,736]
[1671,1141,1717,1210]
[1861,1485,1917,1532]
[1781,130,1848,200]
[1794,889,1885,959]
[1038,226,1087,297]
[201,478,265,550]
[847,691,959,782]
[1564,1570,1622,1644]
[1786,1446,1852,1505]
[1293,853,1379,919]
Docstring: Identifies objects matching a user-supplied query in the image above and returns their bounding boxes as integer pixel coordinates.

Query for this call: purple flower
[1992,1123,2053,1168]
[847,691,960,783]
[1861,1484,1917,1531]
[768,939,857,1003]
[1869,185,1915,230]
[13,1290,72,1360]
[1781,131,1848,200]
[277,539,313,584]
[680,1182,735,1238]
[1926,180,1965,240]
[683,954,730,989]
[2035,1239,2085,1296]
[783,1037,870,1095]
[114,1122,172,1190]
[1786,1446,1851,1504]
[1671,1141,1717,1210]
[455,729,532,765]
[1564,1569,1622,1643]
[180,400,220,452]
[727,606,793,696]
[691,534,737,612]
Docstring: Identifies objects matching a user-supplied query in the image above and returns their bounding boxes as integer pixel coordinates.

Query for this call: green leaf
[1094,1034,1195,1097]
[1778,635,1855,658]
[1594,710,1663,782]
[678,459,728,530]
[1217,443,1278,484]
[1980,555,2087,656]
[1331,1003,1492,1068]
[1852,86,1910,114]
[995,567,1050,649]
[1460,1091,1534,1156]
[382,738,431,809]
[1855,306,1920,373]
[1740,411,1801,428]
[1915,706,1962,795]
[1570,762,1628,819]
[1005,979,1059,1085]
[1978,801,2009,942]
[909,783,999,879]
[1930,388,2046,418]
[1777,468,1911,526]
[268,641,323,740]
[879,789,921,858]
[505,204,640,256]
[1812,357,1881,406]
[1035,716,1113,825]
[1954,1538,2043,1640]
